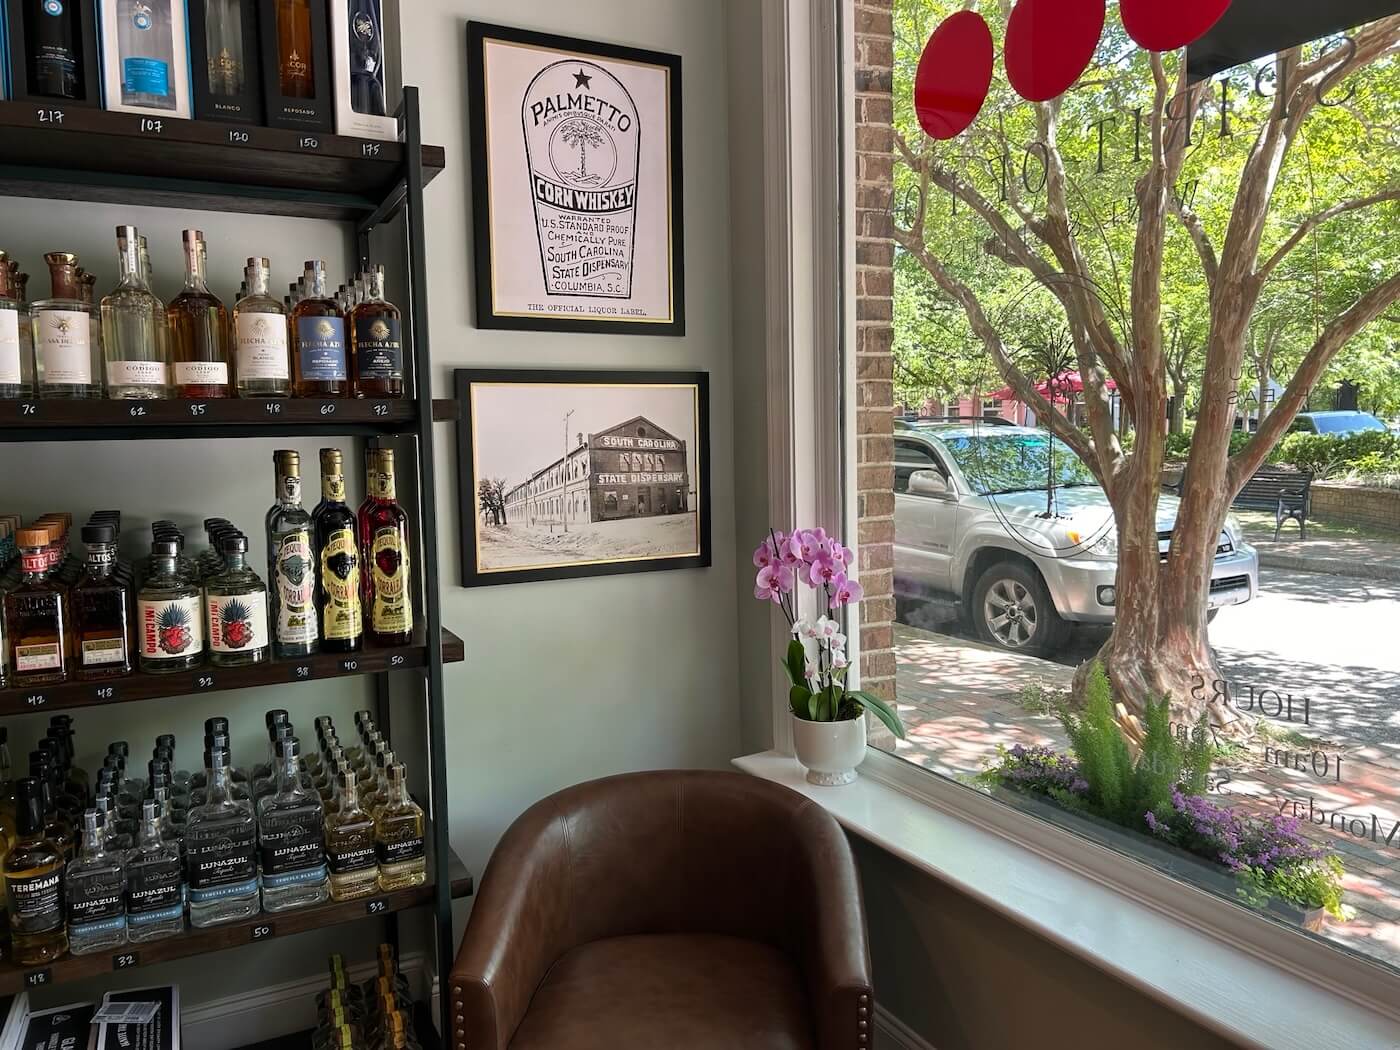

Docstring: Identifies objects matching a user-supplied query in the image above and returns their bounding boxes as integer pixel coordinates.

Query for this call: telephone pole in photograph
[562,409,575,532]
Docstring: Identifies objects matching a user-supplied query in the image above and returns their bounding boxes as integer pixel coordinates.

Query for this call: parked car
[1289,411,1389,436]
[894,425,1260,655]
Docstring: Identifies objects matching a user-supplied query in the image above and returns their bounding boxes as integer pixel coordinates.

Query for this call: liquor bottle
[189,717,250,790]
[266,453,319,659]
[154,733,191,793]
[79,270,104,396]
[136,539,205,673]
[325,769,377,901]
[350,266,403,398]
[49,715,89,807]
[252,721,293,805]
[204,0,246,97]
[185,743,259,927]
[275,0,314,98]
[117,0,177,110]
[101,225,168,399]
[126,799,184,943]
[168,230,232,398]
[3,527,73,685]
[64,809,128,954]
[4,778,68,965]
[253,710,291,783]
[360,449,412,646]
[292,262,350,397]
[258,737,329,912]
[0,255,35,398]
[346,0,387,116]
[315,449,363,652]
[32,252,97,399]
[372,764,424,891]
[234,257,291,397]
[205,532,270,667]
[24,0,83,99]
[31,753,76,860]
[71,523,135,679]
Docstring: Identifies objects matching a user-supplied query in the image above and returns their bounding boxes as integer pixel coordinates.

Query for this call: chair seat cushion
[508,933,815,1050]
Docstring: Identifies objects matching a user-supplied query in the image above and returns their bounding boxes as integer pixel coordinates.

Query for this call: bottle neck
[140,810,163,846]
[85,543,117,578]
[388,773,407,808]
[152,554,179,578]
[19,544,50,582]
[307,267,329,299]
[339,775,359,812]
[183,238,209,292]
[83,821,104,856]
[278,472,303,508]
[247,266,271,297]
[206,759,232,801]
[365,269,386,302]
[118,238,147,290]
[322,471,346,504]
[278,746,300,790]
[222,551,246,573]
[369,464,396,503]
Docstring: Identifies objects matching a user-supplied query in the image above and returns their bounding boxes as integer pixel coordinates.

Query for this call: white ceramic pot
[791,714,867,786]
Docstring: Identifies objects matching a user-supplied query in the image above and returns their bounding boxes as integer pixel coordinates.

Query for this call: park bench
[1163,465,1312,540]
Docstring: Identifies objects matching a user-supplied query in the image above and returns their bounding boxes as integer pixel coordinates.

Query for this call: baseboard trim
[876,1004,938,1050]
[181,951,431,1048]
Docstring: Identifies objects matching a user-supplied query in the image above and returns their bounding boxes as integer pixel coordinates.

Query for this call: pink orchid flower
[829,573,864,608]
[754,563,795,603]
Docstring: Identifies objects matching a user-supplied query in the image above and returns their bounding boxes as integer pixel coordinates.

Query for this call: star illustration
[573,69,592,89]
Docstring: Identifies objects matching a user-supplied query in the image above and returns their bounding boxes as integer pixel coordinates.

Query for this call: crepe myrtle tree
[892,4,1400,731]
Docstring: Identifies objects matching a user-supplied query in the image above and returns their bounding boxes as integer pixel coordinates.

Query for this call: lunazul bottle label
[128,864,183,914]
[37,309,92,385]
[320,528,362,640]
[354,315,402,380]
[297,316,349,381]
[275,531,318,645]
[6,869,64,932]
[236,313,291,380]
[67,883,125,924]
[371,526,411,635]
[207,590,268,653]
[0,309,21,384]
[376,836,425,866]
[260,823,326,875]
[186,836,257,889]
[328,838,377,874]
[138,595,204,660]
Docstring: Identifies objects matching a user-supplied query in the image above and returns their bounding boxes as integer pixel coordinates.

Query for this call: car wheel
[971,561,1069,656]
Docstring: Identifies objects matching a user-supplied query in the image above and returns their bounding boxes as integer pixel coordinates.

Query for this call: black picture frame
[466,21,686,336]
[456,368,711,587]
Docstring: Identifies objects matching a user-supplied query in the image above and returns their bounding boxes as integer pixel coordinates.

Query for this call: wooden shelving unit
[1,89,465,1034]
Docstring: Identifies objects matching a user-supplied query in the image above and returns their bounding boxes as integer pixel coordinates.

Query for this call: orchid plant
[754,528,905,739]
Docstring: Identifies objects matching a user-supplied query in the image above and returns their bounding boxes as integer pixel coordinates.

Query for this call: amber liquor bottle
[350,266,404,399]
[71,523,134,680]
[275,0,315,98]
[4,778,68,965]
[292,262,350,398]
[360,449,412,646]
[168,230,232,399]
[314,449,363,652]
[3,528,73,686]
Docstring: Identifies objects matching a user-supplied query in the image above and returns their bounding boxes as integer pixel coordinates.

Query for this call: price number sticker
[251,922,275,942]
[93,684,118,702]
[25,968,51,988]
[195,674,215,690]
[113,951,140,970]
[366,898,388,915]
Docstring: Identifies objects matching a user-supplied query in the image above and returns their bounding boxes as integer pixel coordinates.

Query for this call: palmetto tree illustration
[559,118,605,182]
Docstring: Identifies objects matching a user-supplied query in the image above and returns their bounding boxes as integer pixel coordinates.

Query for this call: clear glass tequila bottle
[0,254,35,398]
[204,532,270,668]
[373,764,424,892]
[258,738,330,912]
[168,230,232,398]
[117,0,177,110]
[326,770,377,901]
[234,257,291,397]
[126,799,184,942]
[101,225,168,399]
[32,252,98,399]
[64,808,128,954]
[136,540,204,673]
[185,744,259,927]
[205,0,246,97]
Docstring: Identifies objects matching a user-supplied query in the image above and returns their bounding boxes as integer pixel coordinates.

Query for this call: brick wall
[1312,482,1400,534]
[854,0,896,706]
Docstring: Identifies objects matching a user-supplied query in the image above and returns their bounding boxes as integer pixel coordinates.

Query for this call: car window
[941,433,1097,495]
[895,439,943,494]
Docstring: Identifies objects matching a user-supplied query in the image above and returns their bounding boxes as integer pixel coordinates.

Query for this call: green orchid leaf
[852,690,906,740]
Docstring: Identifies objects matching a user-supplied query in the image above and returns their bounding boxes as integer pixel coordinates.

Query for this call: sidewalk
[1235,509,1400,581]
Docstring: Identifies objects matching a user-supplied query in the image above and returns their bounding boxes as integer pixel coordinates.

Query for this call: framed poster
[456,369,711,586]
[467,22,685,335]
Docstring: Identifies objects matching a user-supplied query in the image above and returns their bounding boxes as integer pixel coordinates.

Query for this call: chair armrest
[448,798,575,1050]
[790,802,875,1050]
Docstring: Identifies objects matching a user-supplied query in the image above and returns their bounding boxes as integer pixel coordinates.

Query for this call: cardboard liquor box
[95,0,192,119]
[187,0,262,124]
[257,0,332,131]
[2,0,103,106]
[328,0,395,141]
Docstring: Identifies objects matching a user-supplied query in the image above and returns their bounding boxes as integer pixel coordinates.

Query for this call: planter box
[991,786,1327,932]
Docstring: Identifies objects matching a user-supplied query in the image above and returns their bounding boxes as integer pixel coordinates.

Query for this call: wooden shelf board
[0,849,472,997]
[0,628,465,717]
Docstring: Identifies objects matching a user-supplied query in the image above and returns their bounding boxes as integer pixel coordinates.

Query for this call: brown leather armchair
[449,769,873,1050]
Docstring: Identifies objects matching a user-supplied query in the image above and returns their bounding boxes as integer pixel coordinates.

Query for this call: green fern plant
[1060,662,1134,823]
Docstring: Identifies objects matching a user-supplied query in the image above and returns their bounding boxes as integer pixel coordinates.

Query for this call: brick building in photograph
[504,415,691,528]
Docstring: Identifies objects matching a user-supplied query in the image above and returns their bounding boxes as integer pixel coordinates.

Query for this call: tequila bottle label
[327,839,376,874]
[36,309,92,384]
[354,316,402,379]
[275,530,317,645]
[207,590,268,653]
[6,870,64,933]
[320,528,361,640]
[137,596,204,661]
[0,309,21,384]
[187,835,256,890]
[297,316,348,381]
[370,526,411,634]
[81,636,128,666]
[127,863,183,916]
[522,60,640,300]
[260,823,326,875]
[66,883,124,926]
[235,313,291,380]
[376,836,424,865]
[16,643,62,672]
[173,360,229,386]
[106,360,168,387]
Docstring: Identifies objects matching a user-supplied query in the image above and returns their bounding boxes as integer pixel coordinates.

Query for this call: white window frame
[757,0,1400,1032]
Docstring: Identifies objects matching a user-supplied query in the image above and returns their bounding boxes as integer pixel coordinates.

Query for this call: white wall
[0,0,740,1034]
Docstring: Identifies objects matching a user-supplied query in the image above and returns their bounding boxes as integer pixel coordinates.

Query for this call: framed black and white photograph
[456,369,710,586]
[466,22,685,335]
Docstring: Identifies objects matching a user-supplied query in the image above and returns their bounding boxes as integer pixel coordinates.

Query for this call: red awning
[986,371,1117,401]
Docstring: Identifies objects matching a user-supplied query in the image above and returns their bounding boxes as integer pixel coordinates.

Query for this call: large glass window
[871,0,1400,974]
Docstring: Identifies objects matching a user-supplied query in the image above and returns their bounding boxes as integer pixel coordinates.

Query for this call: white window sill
[734,750,1400,1050]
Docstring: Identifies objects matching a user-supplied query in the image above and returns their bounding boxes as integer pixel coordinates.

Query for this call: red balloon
[1120,0,1231,52]
[1004,0,1106,102]
[914,11,994,140]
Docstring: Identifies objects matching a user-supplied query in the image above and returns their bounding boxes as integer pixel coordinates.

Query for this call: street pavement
[890,564,1400,969]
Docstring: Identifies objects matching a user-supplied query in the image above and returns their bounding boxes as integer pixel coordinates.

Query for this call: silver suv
[894,424,1259,655]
